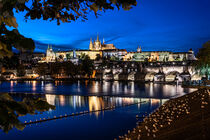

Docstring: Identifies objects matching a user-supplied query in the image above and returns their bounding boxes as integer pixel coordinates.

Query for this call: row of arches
[145,71,201,82]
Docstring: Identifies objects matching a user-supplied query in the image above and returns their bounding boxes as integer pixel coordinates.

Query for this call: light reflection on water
[0,81,195,140]
[0,81,197,98]
[14,94,168,123]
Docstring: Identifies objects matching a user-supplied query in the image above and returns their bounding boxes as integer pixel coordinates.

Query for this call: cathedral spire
[90,38,93,44]
[103,38,105,44]
[97,33,99,42]
[89,38,93,50]
[137,45,142,53]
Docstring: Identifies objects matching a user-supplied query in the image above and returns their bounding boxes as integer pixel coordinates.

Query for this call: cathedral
[89,34,116,51]
[40,34,197,63]
[45,45,56,63]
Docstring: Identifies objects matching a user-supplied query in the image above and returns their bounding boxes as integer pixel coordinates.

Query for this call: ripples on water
[12,94,168,122]
[0,81,196,98]
[0,81,197,140]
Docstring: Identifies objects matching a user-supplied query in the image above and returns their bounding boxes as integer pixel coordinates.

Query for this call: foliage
[0,93,55,133]
[17,64,26,77]
[50,62,63,76]
[100,56,111,68]
[50,61,78,78]
[110,55,119,61]
[195,41,210,78]
[0,21,35,57]
[0,55,20,69]
[0,0,137,57]
[95,54,101,61]
[49,56,93,78]
[62,61,81,79]
[35,63,48,76]
[81,54,94,77]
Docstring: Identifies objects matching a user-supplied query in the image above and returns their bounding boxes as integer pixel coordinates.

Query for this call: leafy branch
[0,0,137,57]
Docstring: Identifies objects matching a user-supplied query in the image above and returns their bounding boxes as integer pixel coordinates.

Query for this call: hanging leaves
[90,3,99,13]
[1,17,18,28]
[0,0,137,57]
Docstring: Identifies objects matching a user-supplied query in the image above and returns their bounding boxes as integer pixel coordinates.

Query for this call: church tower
[137,46,142,53]
[97,33,99,42]
[95,34,101,50]
[46,44,56,63]
[89,38,93,50]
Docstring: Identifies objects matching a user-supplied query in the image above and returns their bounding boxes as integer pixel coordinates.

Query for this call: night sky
[14,0,210,53]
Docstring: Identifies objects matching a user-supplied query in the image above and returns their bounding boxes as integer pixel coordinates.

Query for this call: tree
[0,0,137,57]
[17,64,26,77]
[195,41,210,79]
[50,62,62,77]
[35,63,48,77]
[0,55,20,69]
[81,54,94,78]
[63,61,79,79]
[0,93,55,133]
[95,54,101,61]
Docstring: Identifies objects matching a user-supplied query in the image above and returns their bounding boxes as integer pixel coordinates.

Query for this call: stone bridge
[100,62,202,82]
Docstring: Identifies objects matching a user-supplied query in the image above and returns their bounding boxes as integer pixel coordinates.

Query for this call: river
[0,81,197,140]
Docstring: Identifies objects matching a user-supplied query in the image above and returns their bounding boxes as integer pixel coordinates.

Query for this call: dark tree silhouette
[0,0,137,57]
[35,63,48,77]
[195,41,210,79]
[0,93,55,133]
[17,64,26,77]
[81,54,94,78]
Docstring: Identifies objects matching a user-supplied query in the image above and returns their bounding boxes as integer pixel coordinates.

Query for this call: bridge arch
[154,72,165,82]
[145,72,156,82]
[191,74,202,81]
[165,71,180,82]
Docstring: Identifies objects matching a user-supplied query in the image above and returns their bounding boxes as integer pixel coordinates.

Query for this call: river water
[0,81,197,140]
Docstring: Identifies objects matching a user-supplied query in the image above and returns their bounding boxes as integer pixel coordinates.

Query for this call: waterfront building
[123,47,197,62]
[40,34,197,64]
[41,34,125,62]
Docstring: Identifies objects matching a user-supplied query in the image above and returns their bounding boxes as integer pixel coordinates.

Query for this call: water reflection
[0,93,55,133]
[32,81,36,91]
[10,94,168,123]
[46,94,55,105]
[89,96,105,117]
[44,83,54,92]
[0,81,197,98]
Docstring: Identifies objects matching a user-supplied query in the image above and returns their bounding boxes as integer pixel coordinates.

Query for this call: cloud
[105,35,124,43]
[34,40,75,52]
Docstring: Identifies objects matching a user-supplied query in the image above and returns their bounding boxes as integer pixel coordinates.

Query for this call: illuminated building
[89,34,116,51]
[124,47,197,62]
[41,34,127,62]
[41,34,197,63]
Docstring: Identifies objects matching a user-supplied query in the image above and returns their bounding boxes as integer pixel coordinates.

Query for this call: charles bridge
[94,60,201,82]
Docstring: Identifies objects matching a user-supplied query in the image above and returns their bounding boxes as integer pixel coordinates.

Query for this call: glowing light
[88,96,104,117]
[45,94,56,105]
[45,83,54,92]
[59,95,65,106]
[32,81,37,91]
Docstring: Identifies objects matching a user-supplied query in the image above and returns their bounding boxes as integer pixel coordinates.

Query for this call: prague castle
[41,34,197,63]
[89,34,116,50]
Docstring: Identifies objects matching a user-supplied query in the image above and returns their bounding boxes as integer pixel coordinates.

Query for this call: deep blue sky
[15,0,210,53]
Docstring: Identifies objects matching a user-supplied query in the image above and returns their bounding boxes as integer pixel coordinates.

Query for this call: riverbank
[119,89,210,140]
[0,78,185,85]
[182,85,210,89]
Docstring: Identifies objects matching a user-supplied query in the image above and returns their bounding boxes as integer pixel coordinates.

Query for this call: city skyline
[14,0,210,53]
